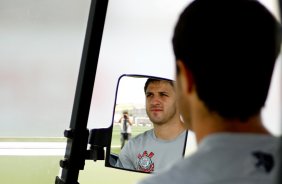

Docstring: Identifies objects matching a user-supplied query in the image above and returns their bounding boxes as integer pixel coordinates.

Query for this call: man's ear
[176,60,194,93]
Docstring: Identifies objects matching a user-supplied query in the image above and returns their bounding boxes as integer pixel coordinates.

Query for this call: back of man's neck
[193,114,270,144]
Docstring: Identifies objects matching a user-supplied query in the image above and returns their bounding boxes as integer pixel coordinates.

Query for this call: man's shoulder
[130,129,154,142]
[137,134,280,184]
[137,151,278,184]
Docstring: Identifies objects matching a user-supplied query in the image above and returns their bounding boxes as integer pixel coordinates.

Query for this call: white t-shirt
[116,129,187,173]
[137,133,281,184]
[119,117,132,133]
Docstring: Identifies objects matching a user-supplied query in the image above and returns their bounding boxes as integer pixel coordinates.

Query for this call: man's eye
[146,93,153,97]
[160,93,169,97]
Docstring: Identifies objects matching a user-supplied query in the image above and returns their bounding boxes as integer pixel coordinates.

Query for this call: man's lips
[150,109,163,112]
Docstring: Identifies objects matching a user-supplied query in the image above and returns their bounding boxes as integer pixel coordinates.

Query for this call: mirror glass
[107,74,188,174]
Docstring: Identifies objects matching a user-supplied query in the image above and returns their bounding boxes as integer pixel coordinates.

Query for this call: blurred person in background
[118,110,133,149]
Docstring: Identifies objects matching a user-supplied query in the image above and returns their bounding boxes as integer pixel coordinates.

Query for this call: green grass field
[0,156,61,184]
[0,126,152,184]
[0,156,148,184]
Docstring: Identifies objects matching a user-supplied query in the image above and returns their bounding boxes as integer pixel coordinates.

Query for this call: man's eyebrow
[159,91,170,95]
[146,91,169,95]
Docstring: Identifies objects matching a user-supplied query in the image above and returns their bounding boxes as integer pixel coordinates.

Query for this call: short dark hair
[144,78,174,93]
[172,0,281,120]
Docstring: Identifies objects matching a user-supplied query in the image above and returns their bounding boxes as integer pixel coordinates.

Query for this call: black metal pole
[55,0,108,183]
[277,1,282,184]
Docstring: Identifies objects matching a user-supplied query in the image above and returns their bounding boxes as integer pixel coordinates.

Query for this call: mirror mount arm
[86,128,113,161]
[85,145,105,161]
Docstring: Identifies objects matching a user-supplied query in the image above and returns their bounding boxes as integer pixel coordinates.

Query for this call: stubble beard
[147,108,177,126]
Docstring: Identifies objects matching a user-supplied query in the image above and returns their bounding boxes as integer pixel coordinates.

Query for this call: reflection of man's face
[145,81,177,125]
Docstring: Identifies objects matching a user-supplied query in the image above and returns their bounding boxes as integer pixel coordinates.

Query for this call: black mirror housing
[104,74,188,174]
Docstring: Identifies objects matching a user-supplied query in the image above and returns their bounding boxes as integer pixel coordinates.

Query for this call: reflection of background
[112,77,153,153]
[114,77,152,126]
[111,125,151,155]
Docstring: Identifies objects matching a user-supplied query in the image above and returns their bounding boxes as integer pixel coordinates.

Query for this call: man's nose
[151,96,161,105]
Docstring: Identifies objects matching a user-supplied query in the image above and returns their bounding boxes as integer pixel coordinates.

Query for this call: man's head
[144,78,178,125]
[122,110,129,118]
[173,0,281,122]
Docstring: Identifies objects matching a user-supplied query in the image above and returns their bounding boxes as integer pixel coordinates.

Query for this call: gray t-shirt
[115,129,187,173]
[137,133,281,184]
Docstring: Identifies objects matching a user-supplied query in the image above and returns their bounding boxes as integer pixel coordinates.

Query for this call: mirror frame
[105,74,188,174]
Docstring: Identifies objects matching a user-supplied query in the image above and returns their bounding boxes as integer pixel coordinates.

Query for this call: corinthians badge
[137,151,155,172]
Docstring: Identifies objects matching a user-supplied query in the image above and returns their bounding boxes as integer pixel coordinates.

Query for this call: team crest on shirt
[137,151,155,172]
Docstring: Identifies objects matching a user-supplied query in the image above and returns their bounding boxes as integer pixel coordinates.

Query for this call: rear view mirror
[105,74,188,174]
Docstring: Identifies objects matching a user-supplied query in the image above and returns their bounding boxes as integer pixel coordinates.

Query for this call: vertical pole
[55,0,109,183]
[277,1,282,184]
